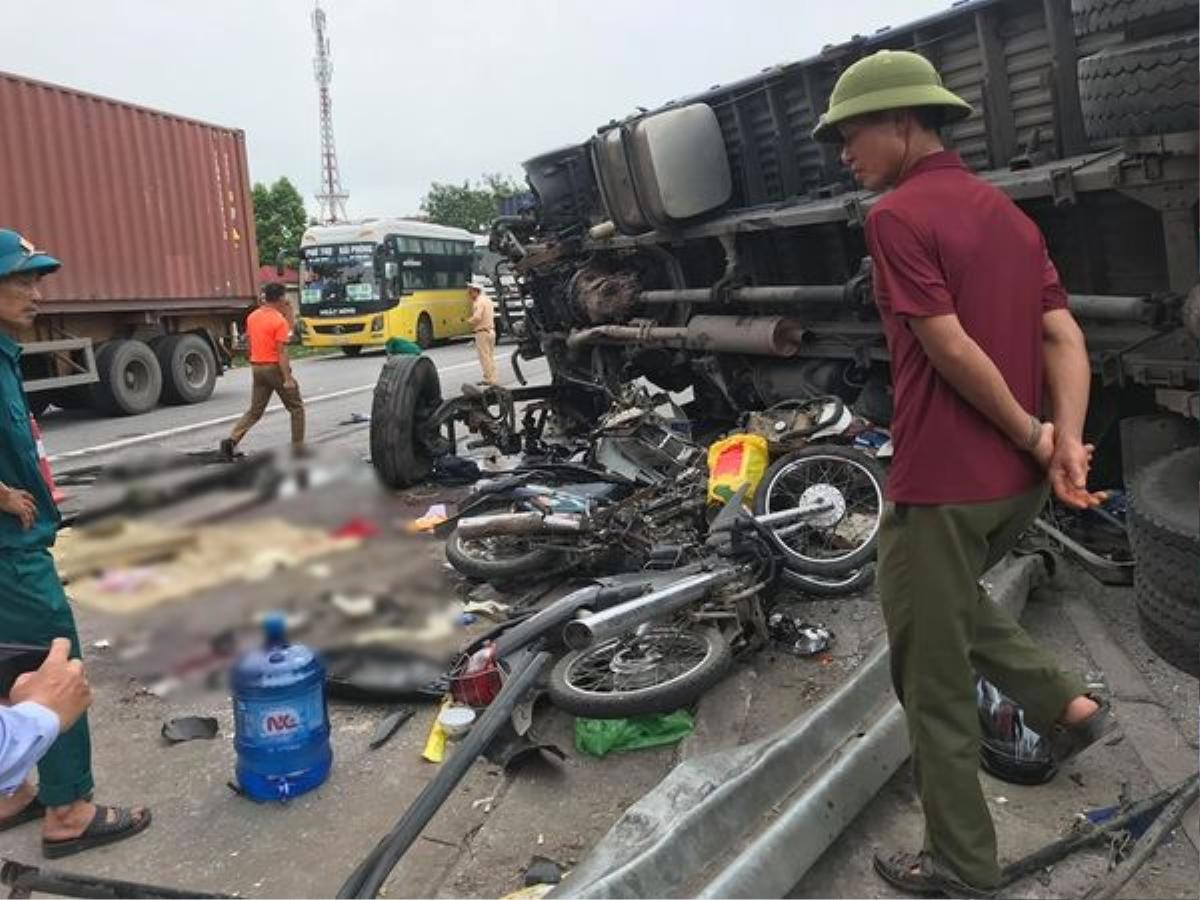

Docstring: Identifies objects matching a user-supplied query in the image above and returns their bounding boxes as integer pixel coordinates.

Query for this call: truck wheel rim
[183,350,210,388]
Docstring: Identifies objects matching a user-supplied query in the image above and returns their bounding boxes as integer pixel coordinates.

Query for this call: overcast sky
[2,0,952,218]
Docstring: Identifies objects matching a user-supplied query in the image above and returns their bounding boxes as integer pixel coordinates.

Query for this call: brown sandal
[873,850,996,899]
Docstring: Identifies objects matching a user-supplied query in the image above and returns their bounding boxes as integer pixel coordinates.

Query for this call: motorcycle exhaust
[562,566,740,651]
[457,511,586,539]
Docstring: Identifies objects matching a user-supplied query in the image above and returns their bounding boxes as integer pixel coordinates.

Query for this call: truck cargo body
[480,0,1198,671]
[0,70,258,415]
[497,0,1197,469]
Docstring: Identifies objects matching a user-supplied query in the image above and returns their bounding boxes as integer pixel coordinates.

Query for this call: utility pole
[312,1,349,223]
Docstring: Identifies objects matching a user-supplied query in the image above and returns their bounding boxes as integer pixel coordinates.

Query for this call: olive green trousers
[877,483,1085,889]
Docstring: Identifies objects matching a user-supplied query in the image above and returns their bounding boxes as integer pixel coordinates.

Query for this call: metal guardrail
[552,553,1048,899]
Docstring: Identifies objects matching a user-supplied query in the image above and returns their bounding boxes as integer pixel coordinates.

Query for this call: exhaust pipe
[566,315,806,357]
[562,567,740,651]
[457,511,586,539]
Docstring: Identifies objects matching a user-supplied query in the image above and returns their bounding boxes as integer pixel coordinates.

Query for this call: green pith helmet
[812,49,972,143]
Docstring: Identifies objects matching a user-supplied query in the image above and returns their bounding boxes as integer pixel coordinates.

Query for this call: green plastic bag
[575,710,694,758]
[385,337,422,356]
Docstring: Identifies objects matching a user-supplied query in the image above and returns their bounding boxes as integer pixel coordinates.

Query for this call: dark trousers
[230,363,305,446]
[0,548,94,806]
[877,483,1085,888]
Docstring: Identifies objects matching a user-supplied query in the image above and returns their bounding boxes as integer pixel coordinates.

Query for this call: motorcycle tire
[445,502,563,583]
[754,445,886,577]
[547,624,731,719]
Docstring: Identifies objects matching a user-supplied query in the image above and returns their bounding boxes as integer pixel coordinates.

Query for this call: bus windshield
[299,243,391,316]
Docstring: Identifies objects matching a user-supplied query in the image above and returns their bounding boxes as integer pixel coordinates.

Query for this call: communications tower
[312,2,349,223]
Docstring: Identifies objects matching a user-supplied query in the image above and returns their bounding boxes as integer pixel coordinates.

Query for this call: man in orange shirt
[220,282,305,457]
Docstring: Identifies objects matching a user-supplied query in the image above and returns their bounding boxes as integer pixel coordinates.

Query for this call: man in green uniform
[0,229,151,858]
[813,54,1111,896]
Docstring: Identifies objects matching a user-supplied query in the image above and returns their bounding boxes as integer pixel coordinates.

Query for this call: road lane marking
[48,358,524,462]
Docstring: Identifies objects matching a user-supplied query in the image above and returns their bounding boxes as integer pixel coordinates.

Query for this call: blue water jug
[231,613,332,802]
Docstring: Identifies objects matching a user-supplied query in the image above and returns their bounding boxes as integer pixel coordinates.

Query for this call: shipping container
[0,70,259,415]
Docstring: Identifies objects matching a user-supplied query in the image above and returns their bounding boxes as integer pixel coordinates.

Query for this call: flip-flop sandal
[873,849,996,899]
[42,804,151,859]
[0,797,45,832]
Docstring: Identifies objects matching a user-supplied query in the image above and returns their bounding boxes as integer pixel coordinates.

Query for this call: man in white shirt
[1,639,91,798]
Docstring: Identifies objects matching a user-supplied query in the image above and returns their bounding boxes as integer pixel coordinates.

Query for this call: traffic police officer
[0,229,150,857]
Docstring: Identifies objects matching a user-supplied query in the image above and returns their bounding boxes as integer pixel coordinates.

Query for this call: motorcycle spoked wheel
[547,623,731,718]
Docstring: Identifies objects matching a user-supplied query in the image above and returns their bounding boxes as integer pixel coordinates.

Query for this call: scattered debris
[323,646,448,703]
[575,711,695,758]
[471,794,498,813]
[432,454,482,485]
[368,707,415,751]
[483,725,566,771]
[405,504,449,534]
[438,704,477,740]
[161,716,220,744]
[90,638,112,650]
[329,592,378,619]
[523,855,564,886]
[339,412,370,425]
[767,612,833,656]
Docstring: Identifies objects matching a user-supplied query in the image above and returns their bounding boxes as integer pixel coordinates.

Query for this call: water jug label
[236,690,326,745]
[261,708,301,736]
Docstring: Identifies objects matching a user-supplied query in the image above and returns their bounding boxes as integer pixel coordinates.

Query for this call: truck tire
[1127,447,1199,676]
[1136,580,1200,676]
[369,354,442,488]
[1078,33,1199,141]
[1072,0,1195,37]
[154,333,217,405]
[341,346,363,357]
[90,339,163,416]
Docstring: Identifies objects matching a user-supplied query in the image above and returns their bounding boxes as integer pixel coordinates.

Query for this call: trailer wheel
[369,354,442,488]
[1128,447,1199,676]
[1078,32,1199,141]
[90,339,162,416]
[154,333,217,405]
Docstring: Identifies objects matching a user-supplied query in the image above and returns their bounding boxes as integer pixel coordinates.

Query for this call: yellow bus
[297,219,476,355]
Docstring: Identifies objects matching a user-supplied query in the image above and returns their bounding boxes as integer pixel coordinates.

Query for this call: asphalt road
[39,339,548,476]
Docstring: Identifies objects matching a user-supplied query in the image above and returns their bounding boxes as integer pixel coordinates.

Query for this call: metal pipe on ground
[337,648,555,899]
[562,567,741,651]
[550,553,1047,899]
[456,511,585,539]
[565,315,807,356]
[0,860,233,899]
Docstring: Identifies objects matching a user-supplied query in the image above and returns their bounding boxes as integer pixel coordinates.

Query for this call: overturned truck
[371,0,1199,671]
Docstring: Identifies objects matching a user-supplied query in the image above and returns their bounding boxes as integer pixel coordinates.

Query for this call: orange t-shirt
[246,305,291,364]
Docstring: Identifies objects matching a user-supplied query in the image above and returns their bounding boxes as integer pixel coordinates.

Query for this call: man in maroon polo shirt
[813,50,1112,897]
